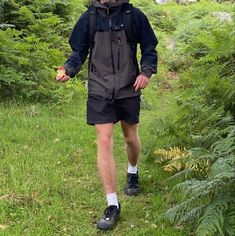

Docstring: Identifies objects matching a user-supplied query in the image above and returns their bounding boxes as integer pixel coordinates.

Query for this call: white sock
[128,162,138,174]
[106,193,119,208]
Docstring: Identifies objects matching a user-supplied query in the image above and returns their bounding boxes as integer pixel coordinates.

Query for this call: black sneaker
[97,204,121,230]
[124,172,140,196]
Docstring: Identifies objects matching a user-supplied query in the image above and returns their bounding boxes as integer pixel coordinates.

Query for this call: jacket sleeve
[133,8,158,79]
[64,11,89,78]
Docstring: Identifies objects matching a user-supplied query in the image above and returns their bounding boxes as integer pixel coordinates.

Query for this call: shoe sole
[124,188,140,196]
[97,216,120,231]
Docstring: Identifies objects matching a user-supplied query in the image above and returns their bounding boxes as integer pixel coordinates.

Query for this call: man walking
[56,0,158,230]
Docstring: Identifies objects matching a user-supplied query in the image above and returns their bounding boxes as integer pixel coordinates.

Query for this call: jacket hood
[92,0,129,9]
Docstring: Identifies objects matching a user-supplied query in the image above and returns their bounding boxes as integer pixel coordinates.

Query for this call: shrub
[0,0,87,101]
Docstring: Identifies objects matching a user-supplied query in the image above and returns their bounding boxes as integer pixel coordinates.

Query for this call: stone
[176,0,199,4]
[155,0,169,4]
[0,23,15,29]
[212,12,233,22]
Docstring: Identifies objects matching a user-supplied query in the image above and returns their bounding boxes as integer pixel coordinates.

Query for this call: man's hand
[133,74,150,91]
[56,66,70,82]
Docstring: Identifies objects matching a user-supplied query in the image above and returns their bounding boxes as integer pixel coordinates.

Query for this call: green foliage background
[0,0,234,235]
[0,0,86,101]
[138,1,235,235]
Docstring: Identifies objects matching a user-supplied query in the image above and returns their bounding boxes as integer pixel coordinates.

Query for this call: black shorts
[87,94,141,125]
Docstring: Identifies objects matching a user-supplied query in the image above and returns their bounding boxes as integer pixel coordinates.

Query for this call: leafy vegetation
[148,1,235,235]
[0,0,86,101]
[0,0,234,235]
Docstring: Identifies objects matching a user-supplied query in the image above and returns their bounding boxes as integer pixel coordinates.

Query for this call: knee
[124,135,139,146]
[98,135,113,148]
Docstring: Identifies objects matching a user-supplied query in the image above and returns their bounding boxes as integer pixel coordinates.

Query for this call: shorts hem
[120,119,139,125]
[87,120,119,126]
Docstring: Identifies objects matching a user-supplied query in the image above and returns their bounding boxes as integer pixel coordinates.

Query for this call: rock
[0,23,15,29]
[155,0,200,5]
[212,0,234,2]
[155,0,169,4]
[212,12,232,22]
[176,0,199,4]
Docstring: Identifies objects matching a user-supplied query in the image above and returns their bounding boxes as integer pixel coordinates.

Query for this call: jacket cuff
[140,66,153,79]
[64,64,76,78]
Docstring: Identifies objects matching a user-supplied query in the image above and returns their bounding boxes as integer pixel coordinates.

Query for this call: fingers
[56,74,63,81]
[56,67,70,83]
[61,74,70,82]
[134,75,149,91]
[56,73,63,81]
[61,75,70,82]
[57,66,65,71]
[134,78,141,91]
[56,74,70,82]
[134,78,138,87]
[134,78,142,91]
[140,78,147,88]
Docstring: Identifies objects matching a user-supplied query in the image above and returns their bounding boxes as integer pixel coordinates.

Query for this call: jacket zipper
[109,18,115,75]
[117,36,121,71]
[108,15,116,99]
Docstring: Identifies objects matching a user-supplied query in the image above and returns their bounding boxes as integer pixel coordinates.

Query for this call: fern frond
[212,128,235,155]
[196,199,228,236]
[165,196,200,223]
[224,203,235,236]
[178,206,205,225]
[210,155,235,177]
[168,168,194,181]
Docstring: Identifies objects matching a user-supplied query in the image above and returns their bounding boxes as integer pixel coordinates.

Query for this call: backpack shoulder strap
[122,3,137,48]
[88,5,97,49]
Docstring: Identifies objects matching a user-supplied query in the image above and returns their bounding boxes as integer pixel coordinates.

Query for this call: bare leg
[95,123,116,194]
[120,121,141,166]
[95,125,120,231]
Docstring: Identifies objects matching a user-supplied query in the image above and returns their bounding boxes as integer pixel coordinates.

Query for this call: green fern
[164,128,235,235]
[196,198,228,236]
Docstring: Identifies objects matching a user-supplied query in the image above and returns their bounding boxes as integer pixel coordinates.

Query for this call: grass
[0,81,190,236]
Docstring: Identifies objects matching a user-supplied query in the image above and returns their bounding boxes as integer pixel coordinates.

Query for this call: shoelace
[128,175,139,187]
[104,206,117,218]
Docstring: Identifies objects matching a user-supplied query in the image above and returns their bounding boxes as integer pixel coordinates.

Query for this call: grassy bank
[0,81,189,235]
